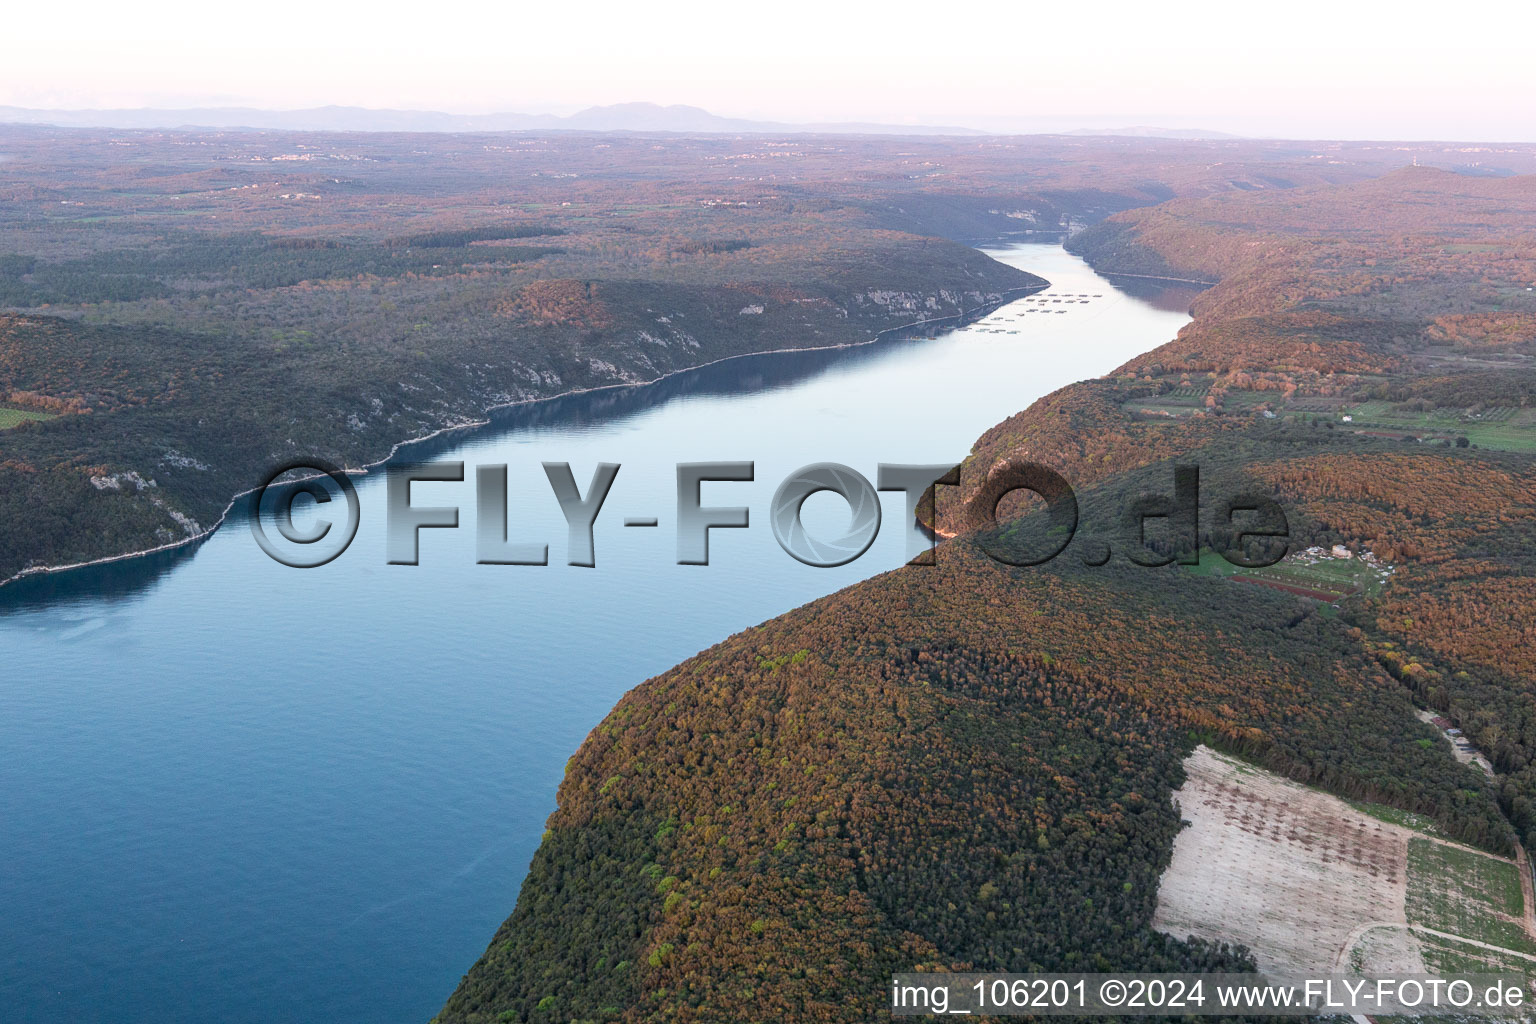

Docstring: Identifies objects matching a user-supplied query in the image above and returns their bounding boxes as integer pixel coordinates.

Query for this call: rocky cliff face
[0,243,1038,584]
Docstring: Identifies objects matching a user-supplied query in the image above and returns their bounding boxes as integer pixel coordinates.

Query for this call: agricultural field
[1287,396,1350,414]
[1122,385,1210,418]
[1154,747,1536,978]
[1221,390,1273,410]
[1347,798,1450,838]
[1183,547,1390,603]
[1155,746,1416,972]
[1418,932,1536,976]
[1123,385,1286,419]
[0,405,55,430]
[1405,839,1535,954]
[1341,400,1536,451]
[1123,400,1202,418]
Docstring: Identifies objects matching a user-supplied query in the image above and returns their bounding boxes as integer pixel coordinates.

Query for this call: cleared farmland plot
[1340,401,1536,452]
[1419,932,1536,976]
[1184,549,1389,603]
[0,405,55,430]
[1406,839,1536,954]
[1155,746,1536,976]
[1347,924,1429,973]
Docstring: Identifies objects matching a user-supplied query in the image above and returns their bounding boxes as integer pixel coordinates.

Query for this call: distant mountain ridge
[1064,125,1240,140]
[0,101,984,136]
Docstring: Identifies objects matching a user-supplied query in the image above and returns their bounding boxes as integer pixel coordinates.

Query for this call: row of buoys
[973,293,1107,330]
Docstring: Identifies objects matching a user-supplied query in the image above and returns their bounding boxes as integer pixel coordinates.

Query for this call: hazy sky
[5,0,1533,139]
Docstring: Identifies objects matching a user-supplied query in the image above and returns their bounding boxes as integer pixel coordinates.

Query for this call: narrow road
[1335,922,1536,969]
[1412,926,1536,964]
[1332,921,1395,971]
[1516,844,1536,941]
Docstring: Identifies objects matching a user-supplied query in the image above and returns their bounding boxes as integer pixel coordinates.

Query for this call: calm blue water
[0,245,1194,1024]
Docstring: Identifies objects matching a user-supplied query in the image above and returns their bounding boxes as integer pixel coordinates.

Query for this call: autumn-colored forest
[4,128,1533,580]
[440,167,1536,1021]
[7,124,1536,1023]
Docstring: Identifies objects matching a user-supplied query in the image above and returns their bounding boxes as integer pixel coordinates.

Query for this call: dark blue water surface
[0,245,1195,1023]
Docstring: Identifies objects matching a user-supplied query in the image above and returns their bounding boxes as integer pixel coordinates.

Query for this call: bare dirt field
[1152,745,1533,974]
[1154,746,1416,971]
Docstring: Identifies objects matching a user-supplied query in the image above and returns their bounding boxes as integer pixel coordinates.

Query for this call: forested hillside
[9,128,1536,1020]
[4,129,1530,581]
[439,168,1536,1022]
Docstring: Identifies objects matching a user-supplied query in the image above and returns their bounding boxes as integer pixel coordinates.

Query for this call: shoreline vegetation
[4,129,1525,586]
[436,166,1536,1023]
[0,280,1044,589]
[1100,270,1220,287]
[9,126,1536,1023]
